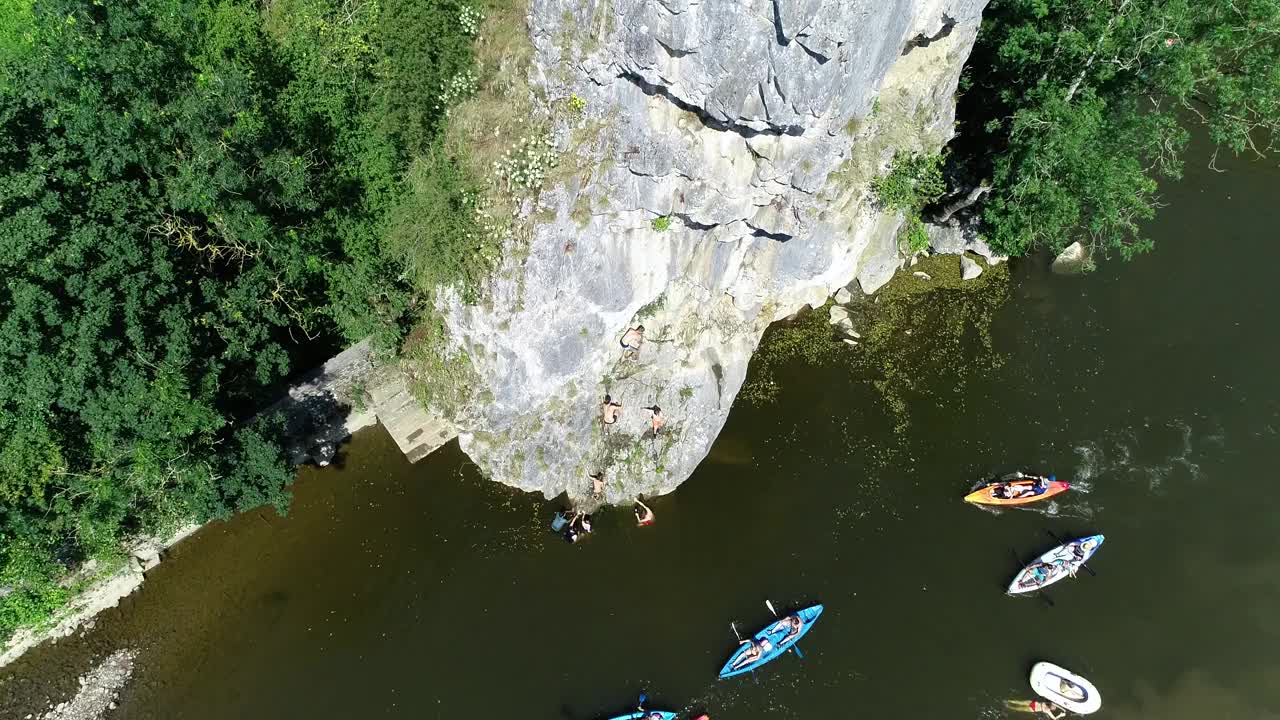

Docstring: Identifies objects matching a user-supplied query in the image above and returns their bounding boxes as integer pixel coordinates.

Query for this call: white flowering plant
[435,70,479,114]
[491,132,558,192]
[458,5,484,36]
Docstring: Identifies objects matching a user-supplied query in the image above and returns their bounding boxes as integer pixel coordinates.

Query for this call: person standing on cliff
[620,325,645,360]
[590,471,605,499]
[601,394,622,426]
[644,405,664,437]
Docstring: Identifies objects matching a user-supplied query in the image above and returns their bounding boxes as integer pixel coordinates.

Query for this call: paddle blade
[792,644,803,659]
[765,599,778,616]
[637,692,647,708]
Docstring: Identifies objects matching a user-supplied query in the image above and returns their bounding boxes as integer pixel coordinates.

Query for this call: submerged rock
[960,254,983,280]
[829,305,851,325]
[912,271,932,281]
[834,287,853,305]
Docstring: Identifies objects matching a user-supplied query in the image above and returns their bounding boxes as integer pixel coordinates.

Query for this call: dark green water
[3,143,1279,720]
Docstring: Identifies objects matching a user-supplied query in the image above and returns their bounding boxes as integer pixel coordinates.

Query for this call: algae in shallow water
[741,254,1010,435]
[854,254,1010,433]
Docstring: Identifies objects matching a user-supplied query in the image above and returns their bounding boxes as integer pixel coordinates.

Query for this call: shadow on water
[3,140,1280,720]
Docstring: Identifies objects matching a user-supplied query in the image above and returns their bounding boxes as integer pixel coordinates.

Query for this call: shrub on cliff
[871,150,946,254]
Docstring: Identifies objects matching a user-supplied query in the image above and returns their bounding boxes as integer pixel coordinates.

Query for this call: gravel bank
[29,650,135,720]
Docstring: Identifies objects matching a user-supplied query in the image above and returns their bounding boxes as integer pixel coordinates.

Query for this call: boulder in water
[960,254,983,280]
[1052,241,1092,274]
[834,287,853,305]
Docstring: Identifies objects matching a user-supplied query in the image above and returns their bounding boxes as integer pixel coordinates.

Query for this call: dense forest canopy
[0,0,485,638]
[955,0,1280,259]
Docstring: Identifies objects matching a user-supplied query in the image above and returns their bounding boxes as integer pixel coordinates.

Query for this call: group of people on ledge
[554,324,665,543]
[602,324,665,434]
[601,395,665,436]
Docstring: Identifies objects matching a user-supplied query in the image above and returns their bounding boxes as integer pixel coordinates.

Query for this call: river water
[3,143,1278,720]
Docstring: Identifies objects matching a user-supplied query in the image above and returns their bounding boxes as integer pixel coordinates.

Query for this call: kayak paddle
[765,599,803,659]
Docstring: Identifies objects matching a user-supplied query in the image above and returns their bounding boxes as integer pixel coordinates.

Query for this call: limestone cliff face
[442,0,989,504]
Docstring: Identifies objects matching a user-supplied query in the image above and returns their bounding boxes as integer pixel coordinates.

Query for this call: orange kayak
[964,478,1069,506]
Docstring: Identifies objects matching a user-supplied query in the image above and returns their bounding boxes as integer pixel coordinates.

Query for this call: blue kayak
[603,712,677,720]
[718,604,824,678]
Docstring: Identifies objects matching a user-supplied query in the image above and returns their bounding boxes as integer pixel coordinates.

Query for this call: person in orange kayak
[993,473,1053,499]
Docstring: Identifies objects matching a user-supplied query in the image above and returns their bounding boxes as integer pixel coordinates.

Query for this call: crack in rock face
[444,0,991,504]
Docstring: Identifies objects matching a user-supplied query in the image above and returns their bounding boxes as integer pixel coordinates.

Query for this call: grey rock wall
[441,0,989,505]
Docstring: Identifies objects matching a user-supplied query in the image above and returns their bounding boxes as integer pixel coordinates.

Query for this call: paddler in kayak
[1055,675,1088,702]
[1023,562,1055,588]
[1070,536,1099,560]
[730,636,774,670]
[770,614,804,645]
[993,473,1053,499]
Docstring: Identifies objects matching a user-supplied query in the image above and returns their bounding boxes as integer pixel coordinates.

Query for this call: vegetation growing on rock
[742,255,1009,436]
[871,150,947,254]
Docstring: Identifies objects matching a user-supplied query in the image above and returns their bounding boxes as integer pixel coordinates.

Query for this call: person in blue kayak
[730,636,774,670]
[1024,562,1055,587]
[770,614,804,645]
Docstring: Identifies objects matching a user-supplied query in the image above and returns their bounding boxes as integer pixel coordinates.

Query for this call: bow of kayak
[718,604,823,679]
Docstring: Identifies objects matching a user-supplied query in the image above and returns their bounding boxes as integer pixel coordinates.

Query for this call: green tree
[957,0,1280,259]
[0,0,484,639]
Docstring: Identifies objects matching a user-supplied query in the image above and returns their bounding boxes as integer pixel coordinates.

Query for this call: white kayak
[1008,535,1104,594]
[1030,662,1101,715]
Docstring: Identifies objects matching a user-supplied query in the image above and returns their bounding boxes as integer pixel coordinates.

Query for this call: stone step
[367,374,456,464]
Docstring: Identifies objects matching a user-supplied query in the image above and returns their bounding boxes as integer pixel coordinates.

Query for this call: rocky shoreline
[26,650,136,720]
